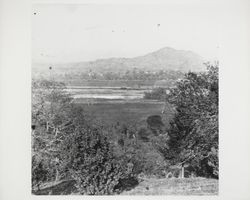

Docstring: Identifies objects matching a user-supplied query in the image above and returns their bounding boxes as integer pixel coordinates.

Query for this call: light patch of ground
[121,177,218,195]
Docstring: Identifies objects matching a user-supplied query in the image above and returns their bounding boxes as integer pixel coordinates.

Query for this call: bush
[32,156,49,190]
[144,87,166,100]
[146,115,164,135]
[62,127,136,195]
[112,124,169,178]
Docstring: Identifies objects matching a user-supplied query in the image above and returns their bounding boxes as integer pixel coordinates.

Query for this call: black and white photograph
[31,3,219,195]
[1,0,250,199]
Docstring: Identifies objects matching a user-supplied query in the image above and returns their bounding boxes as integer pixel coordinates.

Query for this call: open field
[75,100,173,127]
[67,87,149,99]
[121,178,218,195]
[62,79,173,88]
[66,85,175,127]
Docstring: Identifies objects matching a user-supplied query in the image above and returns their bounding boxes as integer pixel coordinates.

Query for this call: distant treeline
[64,80,176,88]
[35,68,184,82]
[70,68,184,81]
[34,69,184,88]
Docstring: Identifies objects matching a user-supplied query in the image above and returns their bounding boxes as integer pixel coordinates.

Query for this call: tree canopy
[158,63,218,178]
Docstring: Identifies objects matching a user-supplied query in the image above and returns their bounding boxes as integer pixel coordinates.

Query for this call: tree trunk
[55,128,58,137]
[180,165,185,178]
[54,168,59,183]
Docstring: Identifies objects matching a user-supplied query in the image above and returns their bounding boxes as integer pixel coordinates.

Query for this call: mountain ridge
[33,47,206,73]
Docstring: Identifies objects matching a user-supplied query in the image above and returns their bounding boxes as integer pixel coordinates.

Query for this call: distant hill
[33,47,205,74]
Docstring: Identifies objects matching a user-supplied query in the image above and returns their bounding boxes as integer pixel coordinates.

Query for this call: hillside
[33,47,205,74]
[121,177,218,195]
[33,178,218,195]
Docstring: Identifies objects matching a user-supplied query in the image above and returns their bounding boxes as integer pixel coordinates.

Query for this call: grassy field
[64,79,163,87]
[75,100,174,127]
[121,177,218,195]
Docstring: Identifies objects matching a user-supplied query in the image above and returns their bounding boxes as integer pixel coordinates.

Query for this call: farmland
[75,99,172,127]
[68,86,173,127]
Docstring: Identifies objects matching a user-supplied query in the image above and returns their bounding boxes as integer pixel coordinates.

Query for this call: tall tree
[32,79,77,188]
[159,63,218,178]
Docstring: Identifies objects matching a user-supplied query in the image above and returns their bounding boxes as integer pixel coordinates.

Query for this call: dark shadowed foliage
[157,63,219,178]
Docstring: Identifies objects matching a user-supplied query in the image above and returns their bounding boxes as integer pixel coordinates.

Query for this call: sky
[32,3,220,64]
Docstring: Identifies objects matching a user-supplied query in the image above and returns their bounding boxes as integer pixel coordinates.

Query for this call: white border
[0,0,250,200]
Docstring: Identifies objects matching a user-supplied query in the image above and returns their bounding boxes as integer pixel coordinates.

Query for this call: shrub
[144,87,166,100]
[146,115,164,135]
[62,127,136,195]
[32,156,49,190]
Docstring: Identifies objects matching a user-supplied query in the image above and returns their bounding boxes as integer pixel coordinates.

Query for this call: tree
[32,79,73,131]
[32,78,137,194]
[60,126,136,195]
[159,63,218,178]
[143,87,166,100]
[32,79,77,189]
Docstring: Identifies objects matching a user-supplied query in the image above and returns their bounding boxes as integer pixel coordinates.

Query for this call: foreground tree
[158,63,218,178]
[32,79,81,189]
[61,126,137,195]
[32,78,137,194]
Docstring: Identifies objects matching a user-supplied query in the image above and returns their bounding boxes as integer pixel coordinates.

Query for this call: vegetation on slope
[156,62,219,178]
[31,62,218,195]
[122,177,218,195]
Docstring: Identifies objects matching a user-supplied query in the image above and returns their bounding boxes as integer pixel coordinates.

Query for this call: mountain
[33,47,205,74]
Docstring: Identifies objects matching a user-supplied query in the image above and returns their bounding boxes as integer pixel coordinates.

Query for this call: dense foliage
[32,63,219,195]
[60,126,136,194]
[32,79,138,194]
[144,87,167,100]
[158,63,219,178]
[108,121,169,178]
[32,79,74,189]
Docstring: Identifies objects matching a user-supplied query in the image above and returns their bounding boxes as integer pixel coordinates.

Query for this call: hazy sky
[32,3,220,63]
